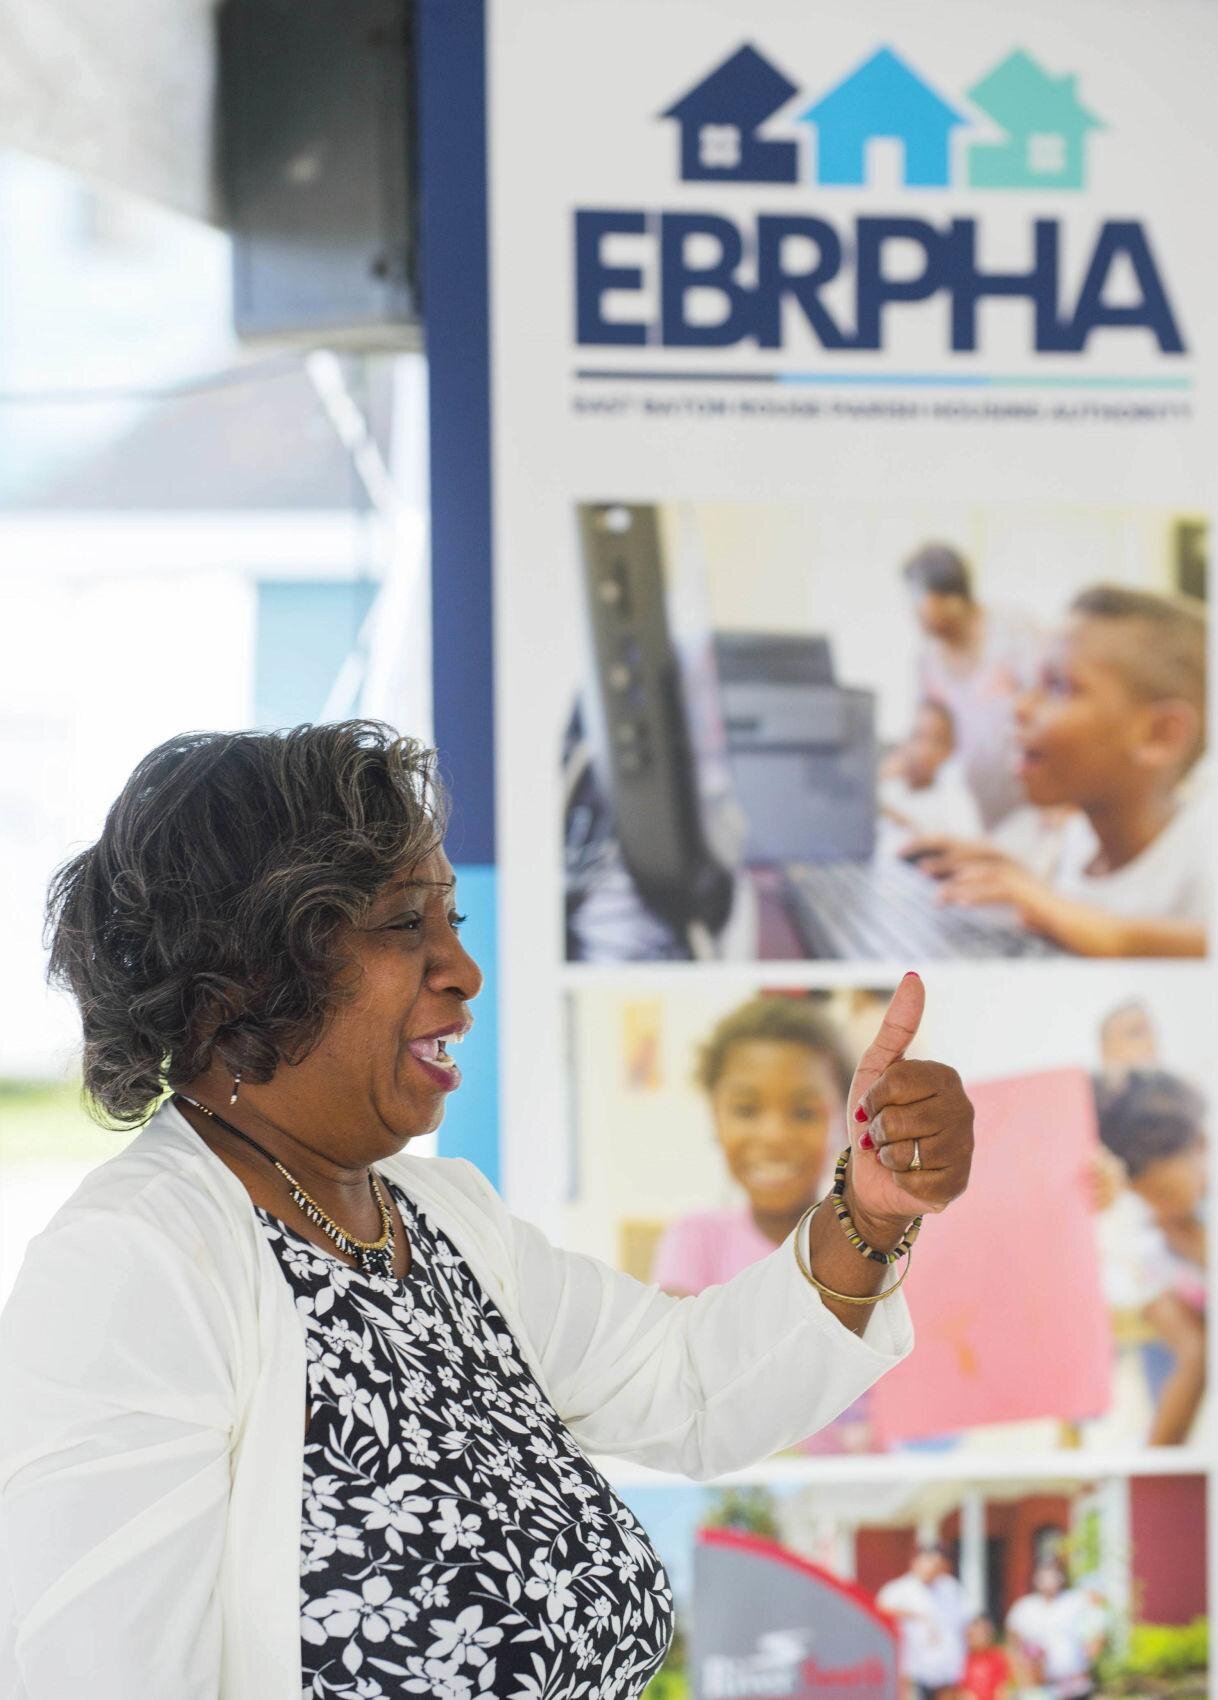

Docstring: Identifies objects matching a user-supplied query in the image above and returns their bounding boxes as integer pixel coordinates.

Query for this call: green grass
[1121,1621,1208,1680]
[642,1671,690,1700]
[0,1079,134,1168]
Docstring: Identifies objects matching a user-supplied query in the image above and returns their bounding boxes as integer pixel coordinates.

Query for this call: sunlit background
[0,149,431,1294]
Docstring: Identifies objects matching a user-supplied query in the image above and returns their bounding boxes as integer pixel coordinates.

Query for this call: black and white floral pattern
[256,1182,673,1700]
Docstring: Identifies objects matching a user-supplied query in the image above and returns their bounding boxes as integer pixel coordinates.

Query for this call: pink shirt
[652,1209,873,1454]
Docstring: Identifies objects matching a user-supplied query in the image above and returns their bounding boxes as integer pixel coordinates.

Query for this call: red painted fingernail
[854,1105,869,1123]
[859,1132,876,1152]
[903,970,921,981]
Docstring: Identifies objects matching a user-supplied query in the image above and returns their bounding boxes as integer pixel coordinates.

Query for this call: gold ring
[908,1139,922,1172]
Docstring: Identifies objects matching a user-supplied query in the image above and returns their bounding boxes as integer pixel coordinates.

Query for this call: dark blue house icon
[798,46,967,187]
[661,43,800,183]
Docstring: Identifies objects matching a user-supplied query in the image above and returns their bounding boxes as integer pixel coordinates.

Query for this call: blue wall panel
[436,862,499,1187]
[419,1,498,1180]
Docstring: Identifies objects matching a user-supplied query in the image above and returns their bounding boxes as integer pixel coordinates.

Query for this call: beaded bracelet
[793,1199,911,1307]
[830,1147,921,1264]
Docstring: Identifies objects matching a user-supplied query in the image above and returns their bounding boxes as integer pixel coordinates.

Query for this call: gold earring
[229,1071,242,1106]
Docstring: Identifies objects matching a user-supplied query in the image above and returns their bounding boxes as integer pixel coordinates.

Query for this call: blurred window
[0,150,427,1297]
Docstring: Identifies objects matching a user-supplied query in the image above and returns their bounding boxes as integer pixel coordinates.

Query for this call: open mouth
[742,1162,804,1188]
[405,1027,468,1091]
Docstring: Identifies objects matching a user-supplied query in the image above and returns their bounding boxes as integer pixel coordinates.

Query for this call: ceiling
[0,0,219,219]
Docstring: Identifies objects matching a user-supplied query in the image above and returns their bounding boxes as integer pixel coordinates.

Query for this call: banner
[424,0,1218,1679]
[691,1530,897,1700]
[470,0,1217,1452]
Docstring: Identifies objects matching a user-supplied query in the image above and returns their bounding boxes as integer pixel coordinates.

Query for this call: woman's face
[294,846,484,1149]
[913,589,971,642]
[710,1039,841,1218]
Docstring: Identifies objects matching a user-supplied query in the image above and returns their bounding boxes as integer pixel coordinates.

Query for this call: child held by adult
[1097,1071,1207,1445]
[879,701,982,844]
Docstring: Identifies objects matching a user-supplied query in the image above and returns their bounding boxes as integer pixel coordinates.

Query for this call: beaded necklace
[173,1092,397,1277]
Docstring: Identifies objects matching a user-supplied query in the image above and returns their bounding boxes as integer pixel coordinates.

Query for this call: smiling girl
[652,994,878,1453]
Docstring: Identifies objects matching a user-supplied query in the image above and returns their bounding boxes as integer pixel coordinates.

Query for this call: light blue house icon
[797,46,967,187]
[967,50,1103,190]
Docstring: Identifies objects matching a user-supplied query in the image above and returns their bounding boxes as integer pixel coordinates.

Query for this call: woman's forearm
[1144,1294,1206,1445]
[803,1189,912,1338]
[1147,1345,1206,1446]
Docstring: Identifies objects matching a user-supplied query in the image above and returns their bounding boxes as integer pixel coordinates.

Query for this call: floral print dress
[256,1181,674,1700]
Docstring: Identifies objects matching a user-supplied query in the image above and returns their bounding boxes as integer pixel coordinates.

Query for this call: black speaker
[218,0,420,347]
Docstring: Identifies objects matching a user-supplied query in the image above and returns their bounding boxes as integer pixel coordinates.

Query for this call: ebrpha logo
[662,43,1101,191]
[575,41,1185,358]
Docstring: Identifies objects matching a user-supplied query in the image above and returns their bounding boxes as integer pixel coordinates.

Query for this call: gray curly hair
[45,720,447,1126]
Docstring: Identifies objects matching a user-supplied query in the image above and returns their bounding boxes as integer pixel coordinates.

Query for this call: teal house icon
[967,50,1103,189]
[798,46,967,187]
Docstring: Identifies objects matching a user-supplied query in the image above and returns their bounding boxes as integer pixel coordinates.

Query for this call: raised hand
[845,974,974,1233]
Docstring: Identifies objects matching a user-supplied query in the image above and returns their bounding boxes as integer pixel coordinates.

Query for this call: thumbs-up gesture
[845,973,974,1235]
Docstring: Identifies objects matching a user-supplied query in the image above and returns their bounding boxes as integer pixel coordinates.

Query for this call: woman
[0,723,973,1700]
[902,542,1041,831]
[652,994,877,1452]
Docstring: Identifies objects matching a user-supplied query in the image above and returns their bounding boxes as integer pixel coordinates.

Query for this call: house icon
[797,46,967,188]
[660,42,800,183]
[967,50,1103,190]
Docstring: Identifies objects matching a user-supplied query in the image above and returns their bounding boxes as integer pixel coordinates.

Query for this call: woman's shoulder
[14,1101,258,1285]
[0,1107,256,1439]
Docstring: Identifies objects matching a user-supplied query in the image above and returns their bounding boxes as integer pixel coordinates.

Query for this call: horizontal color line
[575,369,1194,392]
[782,373,1194,391]
[576,368,777,383]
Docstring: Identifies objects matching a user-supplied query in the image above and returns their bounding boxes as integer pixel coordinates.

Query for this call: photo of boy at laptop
[564,501,1209,964]
[904,586,1207,959]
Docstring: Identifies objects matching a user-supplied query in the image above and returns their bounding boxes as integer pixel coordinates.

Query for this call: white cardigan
[0,1102,912,1700]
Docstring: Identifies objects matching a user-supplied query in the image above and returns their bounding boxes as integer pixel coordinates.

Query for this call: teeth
[408,1037,457,1068]
[407,1030,466,1065]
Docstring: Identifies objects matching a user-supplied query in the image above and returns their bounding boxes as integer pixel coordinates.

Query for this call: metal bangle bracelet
[793,1199,912,1307]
